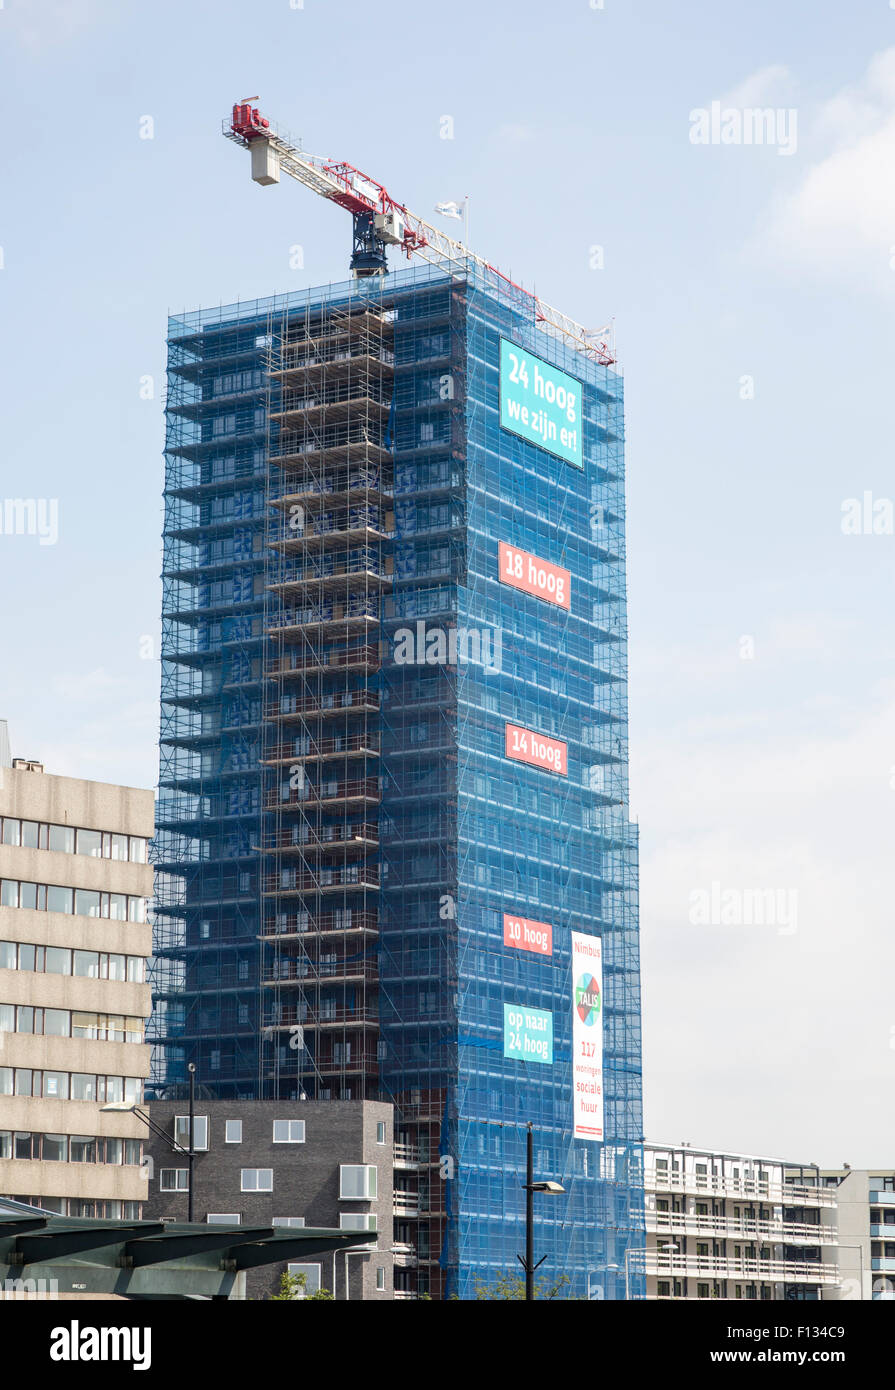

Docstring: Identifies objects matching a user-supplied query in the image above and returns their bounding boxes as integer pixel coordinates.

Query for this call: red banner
[505,723,567,776]
[498,541,571,610]
[503,913,553,957]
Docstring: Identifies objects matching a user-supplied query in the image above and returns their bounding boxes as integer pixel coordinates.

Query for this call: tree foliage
[268,1270,334,1301]
[473,1271,572,1300]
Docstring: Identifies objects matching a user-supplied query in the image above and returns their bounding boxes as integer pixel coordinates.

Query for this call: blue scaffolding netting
[150,262,644,1298]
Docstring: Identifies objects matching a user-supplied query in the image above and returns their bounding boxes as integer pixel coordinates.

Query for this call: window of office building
[287,1263,320,1296]
[159,1170,189,1191]
[0,941,144,981]
[225,1119,242,1144]
[241,1169,273,1192]
[340,1213,377,1232]
[273,1119,305,1144]
[175,1116,208,1151]
[0,819,148,863]
[340,1164,377,1200]
[0,1070,139,1103]
[0,1007,143,1042]
[0,880,146,922]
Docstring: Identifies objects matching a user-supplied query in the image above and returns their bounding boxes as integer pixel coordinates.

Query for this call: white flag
[435,201,464,220]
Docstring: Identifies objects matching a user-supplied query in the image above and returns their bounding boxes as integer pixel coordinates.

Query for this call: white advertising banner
[571,931,603,1142]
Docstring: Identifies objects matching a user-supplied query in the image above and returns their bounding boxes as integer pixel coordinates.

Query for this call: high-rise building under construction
[152,259,643,1298]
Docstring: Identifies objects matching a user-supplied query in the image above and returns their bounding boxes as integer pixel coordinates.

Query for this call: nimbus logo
[689,101,797,156]
[49,1321,151,1372]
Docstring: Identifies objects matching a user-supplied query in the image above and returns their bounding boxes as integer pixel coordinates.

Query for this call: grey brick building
[144,1099,393,1299]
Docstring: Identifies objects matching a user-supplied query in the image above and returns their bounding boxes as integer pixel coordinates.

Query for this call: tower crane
[224,101,613,365]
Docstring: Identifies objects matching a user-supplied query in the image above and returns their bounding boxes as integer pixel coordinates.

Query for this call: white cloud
[638,665,895,1164]
[492,123,535,146]
[4,0,114,50]
[754,48,895,282]
[52,667,132,702]
[720,64,794,111]
[5,665,158,789]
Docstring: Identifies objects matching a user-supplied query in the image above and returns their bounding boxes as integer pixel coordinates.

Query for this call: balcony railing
[270,469,389,505]
[264,1002,379,1027]
[260,910,379,938]
[307,1052,380,1075]
[269,603,380,633]
[266,646,381,677]
[271,559,390,588]
[393,1193,425,1216]
[263,866,380,894]
[647,1211,837,1244]
[641,1252,840,1285]
[276,343,395,371]
[265,692,380,720]
[264,950,378,980]
[648,1172,837,1207]
[394,1143,425,1168]
[261,823,379,854]
[265,778,380,809]
[263,735,380,762]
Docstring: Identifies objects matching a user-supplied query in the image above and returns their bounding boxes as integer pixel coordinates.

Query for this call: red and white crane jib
[226,103,614,365]
[229,102,417,255]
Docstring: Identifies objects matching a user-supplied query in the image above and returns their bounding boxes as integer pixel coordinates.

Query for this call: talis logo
[575,973,601,1026]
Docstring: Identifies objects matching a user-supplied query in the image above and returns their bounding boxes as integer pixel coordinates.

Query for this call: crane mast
[224,102,613,365]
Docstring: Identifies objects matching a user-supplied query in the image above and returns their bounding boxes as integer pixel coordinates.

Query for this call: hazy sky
[1,0,893,1167]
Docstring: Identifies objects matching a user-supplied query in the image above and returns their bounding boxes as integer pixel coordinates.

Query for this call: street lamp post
[187,1062,196,1223]
[102,1062,199,1223]
[518,1122,565,1302]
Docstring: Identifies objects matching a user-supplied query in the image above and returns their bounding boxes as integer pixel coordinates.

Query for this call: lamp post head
[530,1181,565,1195]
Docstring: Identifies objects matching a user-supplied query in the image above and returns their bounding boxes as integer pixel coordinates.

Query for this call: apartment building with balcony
[642,1142,839,1301]
[787,1166,895,1300]
[0,745,153,1219]
[142,1098,393,1299]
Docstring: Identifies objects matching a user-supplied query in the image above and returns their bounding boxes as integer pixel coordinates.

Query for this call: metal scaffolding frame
[149,263,643,1298]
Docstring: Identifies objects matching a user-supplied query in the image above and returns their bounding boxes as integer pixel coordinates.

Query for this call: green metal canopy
[0,1198,376,1299]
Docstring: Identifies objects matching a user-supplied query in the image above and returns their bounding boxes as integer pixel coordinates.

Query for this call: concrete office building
[143,1099,393,1299]
[0,740,154,1219]
[787,1167,895,1300]
[643,1142,840,1301]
